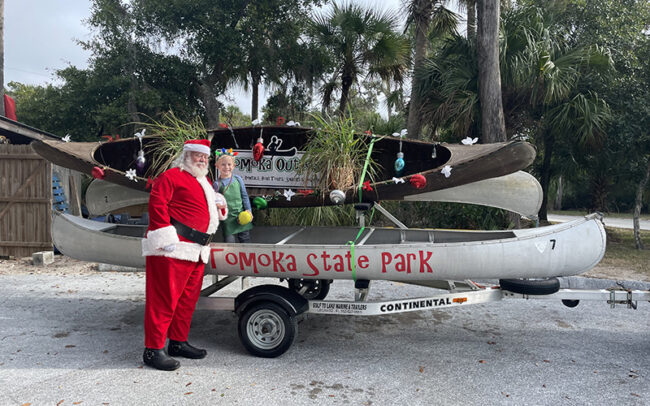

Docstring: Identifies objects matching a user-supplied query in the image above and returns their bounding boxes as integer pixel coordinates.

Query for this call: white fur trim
[142,225,179,251]
[215,192,228,220]
[142,240,205,263]
[197,176,220,234]
[183,144,211,155]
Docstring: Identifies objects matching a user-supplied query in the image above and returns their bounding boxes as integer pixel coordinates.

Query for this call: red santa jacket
[141,167,227,263]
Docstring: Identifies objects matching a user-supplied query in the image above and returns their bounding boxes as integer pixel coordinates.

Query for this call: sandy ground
[0,255,647,282]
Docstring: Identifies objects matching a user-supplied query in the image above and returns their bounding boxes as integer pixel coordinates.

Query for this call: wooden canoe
[32,126,536,208]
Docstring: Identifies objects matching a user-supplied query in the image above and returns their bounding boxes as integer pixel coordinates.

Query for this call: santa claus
[141,139,227,371]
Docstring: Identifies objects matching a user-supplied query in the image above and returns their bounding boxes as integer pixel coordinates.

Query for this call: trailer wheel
[562,299,580,308]
[238,302,296,358]
[499,278,560,295]
[288,279,331,300]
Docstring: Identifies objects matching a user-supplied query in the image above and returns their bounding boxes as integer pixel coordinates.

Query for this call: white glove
[162,244,176,252]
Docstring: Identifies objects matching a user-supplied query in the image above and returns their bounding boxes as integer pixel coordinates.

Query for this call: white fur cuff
[144,225,179,249]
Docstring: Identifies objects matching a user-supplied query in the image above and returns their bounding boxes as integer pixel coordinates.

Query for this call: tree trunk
[633,157,650,250]
[251,74,260,121]
[406,0,431,140]
[338,72,353,115]
[538,130,554,222]
[198,81,222,129]
[477,0,506,143]
[0,0,5,117]
[467,0,476,41]
[553,175,563,210]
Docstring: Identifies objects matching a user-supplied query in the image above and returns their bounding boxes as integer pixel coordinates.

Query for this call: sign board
[232,135,317,188]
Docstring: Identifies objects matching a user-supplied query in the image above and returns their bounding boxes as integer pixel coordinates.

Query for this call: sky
[4,0,407,116]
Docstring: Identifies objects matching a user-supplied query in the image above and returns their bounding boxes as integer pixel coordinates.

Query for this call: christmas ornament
[92,166,106,180]
[252,196,268,210]
[410,174,426,189]
[394,152,405,176]
[329,189,345,204]
[238,211,252,225]
[253,137,265,161]
[125,168,138,182]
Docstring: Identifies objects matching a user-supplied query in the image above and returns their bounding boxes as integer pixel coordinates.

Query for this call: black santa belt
[170,218,215,246]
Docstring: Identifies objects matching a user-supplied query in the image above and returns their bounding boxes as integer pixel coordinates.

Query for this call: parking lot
[1,267,648,405]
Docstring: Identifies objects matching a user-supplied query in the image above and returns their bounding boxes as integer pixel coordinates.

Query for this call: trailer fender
[235,284,309,317]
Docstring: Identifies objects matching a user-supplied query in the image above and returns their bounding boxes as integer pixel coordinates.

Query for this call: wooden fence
[0,144,53,257]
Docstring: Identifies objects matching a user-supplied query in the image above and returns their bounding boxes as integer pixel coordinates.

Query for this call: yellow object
[238,211,252,225]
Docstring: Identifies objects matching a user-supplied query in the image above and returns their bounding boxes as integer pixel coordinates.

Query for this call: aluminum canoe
[52,211,606,282]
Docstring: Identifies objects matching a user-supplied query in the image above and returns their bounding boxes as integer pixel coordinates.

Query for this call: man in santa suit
[141,139,227,371]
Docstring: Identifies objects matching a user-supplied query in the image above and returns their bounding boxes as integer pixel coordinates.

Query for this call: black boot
[143,348,180,371]
[168,340,207,359]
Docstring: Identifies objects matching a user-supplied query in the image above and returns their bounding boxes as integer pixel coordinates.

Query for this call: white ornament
[329,189,345,205]
[400,129,408,137]
[125,168,138,182]
[283,189,296,201]
[62,134,71,142]
[392,177,405,184]
[441,165,452,178]
[286,120,300,127]
[134,129,146,139]
[252,118,263,125]
[461,137,478,145]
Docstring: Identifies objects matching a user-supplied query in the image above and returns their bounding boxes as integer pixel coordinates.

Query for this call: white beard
[179,157,209,178]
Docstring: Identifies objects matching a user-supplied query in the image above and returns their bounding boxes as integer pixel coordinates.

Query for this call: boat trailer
[197,276,650,358]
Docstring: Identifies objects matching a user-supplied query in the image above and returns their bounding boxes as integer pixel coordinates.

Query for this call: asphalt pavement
[1,270,648,405]
[548,214,650,230]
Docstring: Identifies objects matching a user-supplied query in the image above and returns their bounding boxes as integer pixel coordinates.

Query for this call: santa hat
[183,139,211,155]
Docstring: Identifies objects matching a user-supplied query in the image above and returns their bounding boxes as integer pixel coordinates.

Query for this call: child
[213,152,253,243]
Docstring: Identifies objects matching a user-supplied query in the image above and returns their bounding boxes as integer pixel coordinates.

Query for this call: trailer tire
[499,277,560,295]
[238,301,296,358]
[288,279,331,300]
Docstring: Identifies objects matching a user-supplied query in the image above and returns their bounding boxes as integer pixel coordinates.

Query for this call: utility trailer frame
[196,276,650,358]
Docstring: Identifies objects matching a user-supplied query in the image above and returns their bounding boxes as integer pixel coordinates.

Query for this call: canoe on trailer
[52,211,606,281]
[31,126,536,207]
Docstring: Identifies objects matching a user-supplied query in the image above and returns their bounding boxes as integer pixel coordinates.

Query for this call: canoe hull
[52,212,606,281]
[32,126,536,208]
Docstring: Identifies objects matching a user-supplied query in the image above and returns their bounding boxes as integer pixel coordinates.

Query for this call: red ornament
[253,137,265,161]
[410,174,427,189]
[101,134,120,142]
[297,189,314,195]
[364,130,372,135]
[218,123,229,129]
[145,177,157,190]
[276,116,286,125]
[92,166,106,180]
[362,180,373,192]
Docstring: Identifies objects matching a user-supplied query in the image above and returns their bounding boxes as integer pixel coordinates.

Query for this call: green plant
[137,111,209,178]
[298,112,381,195]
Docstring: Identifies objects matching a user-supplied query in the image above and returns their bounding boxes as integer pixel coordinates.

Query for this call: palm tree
[404,0,459,139]
[477,0,506,142]
[309,2,409,115]
[415,4,613,220]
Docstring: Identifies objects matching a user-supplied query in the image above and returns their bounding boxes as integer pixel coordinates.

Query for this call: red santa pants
[144,255,205,349]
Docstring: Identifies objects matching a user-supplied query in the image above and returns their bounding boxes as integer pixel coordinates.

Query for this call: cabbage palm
[404,0,460,139]
[309,2,409,115]
[415,4,613,220]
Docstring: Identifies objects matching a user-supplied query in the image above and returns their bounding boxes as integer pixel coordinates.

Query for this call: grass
[598,227,650,276]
